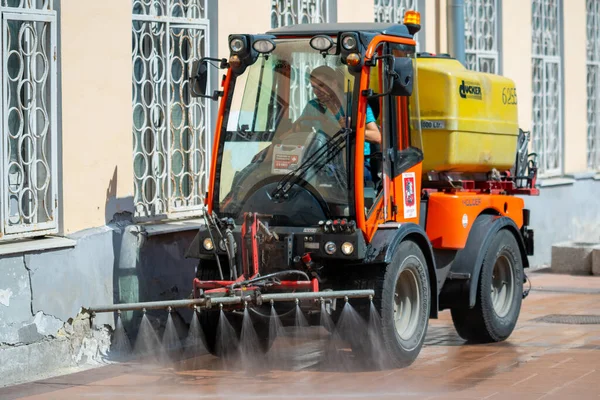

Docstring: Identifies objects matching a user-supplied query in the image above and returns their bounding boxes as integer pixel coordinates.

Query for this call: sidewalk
[1,269,600,400]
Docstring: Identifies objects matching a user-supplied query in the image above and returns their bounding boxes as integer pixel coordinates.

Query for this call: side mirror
[389,57,414,97]
[190,59,208,98]
[189,57,229,100]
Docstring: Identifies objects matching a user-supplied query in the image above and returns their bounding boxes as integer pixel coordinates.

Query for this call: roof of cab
[266,23,412,39]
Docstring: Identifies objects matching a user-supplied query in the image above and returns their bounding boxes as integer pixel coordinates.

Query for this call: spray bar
[258,289,374,304]
[86,289,375,314]
[86,296,245,314]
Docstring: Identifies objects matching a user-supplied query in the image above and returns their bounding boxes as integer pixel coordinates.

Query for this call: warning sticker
[272,144,304,174]
[402,172,417,219]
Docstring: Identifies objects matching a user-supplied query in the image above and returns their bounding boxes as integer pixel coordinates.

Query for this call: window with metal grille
[374,0,417,23]
[0,0,58,239]
[270,0,333,121]
[270,0,329,28]
[464,0,499,73]
[531,0,562,176]
[373,0,420,47]
[587,0,600,171]
[132,0,210,220]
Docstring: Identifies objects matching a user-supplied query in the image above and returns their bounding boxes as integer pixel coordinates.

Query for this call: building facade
[1,0,599,385]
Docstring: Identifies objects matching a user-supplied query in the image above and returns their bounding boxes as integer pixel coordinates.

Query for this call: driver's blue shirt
[300,99,377,155]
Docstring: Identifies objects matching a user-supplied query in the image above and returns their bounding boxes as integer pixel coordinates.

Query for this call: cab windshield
[214,38,356,224]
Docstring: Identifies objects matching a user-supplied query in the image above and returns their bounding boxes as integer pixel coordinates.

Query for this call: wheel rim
[393,267,421,341]
[490,254,515,318]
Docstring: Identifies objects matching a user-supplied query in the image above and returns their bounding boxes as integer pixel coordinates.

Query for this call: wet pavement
[2,269,600,400]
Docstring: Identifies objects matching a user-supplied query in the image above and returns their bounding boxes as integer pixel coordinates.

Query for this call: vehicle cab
[192,15,424,242]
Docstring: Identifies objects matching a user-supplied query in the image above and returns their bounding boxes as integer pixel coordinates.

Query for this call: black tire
[450,229,523,343]
[352,240,430,368]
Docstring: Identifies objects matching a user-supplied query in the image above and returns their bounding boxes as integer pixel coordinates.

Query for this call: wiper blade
[270,127,351,199]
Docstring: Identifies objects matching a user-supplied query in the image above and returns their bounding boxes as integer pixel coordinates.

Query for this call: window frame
[463,0,500,74]
[0,3,58,240]
[131,0,211,221]
[531,0,563,177]
[587,0,600,171]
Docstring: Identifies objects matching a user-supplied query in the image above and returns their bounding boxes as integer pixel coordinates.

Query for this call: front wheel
[355,240,430,368]
[451,229,524,343]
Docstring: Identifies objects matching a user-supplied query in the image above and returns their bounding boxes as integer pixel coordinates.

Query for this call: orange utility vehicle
[90,11,538,368]
[184,11,539,367]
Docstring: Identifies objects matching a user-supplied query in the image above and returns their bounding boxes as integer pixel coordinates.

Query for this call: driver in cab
[291,65,382,181]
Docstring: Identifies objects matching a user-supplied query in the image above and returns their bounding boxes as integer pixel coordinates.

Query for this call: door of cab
[363,42,423,240]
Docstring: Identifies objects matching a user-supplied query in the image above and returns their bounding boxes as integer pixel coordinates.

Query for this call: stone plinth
[550,241,599,275]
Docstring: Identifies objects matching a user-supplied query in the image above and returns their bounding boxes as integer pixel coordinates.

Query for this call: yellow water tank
[413,55,519,174]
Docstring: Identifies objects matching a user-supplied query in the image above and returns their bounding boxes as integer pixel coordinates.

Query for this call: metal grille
[270,0,329,28]
[271,0,332,120]
[1,4,57,238]
[587,0,600,170]
[464,0,498,73]
[373,0,420,47]
[1,0,51,9]
[374,0,417,22]
[132,0,209,219]
[531,0,562,176]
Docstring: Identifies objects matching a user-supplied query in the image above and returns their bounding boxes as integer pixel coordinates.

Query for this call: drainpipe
[447,0,466,65]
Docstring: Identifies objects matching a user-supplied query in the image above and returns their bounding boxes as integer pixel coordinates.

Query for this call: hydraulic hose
[229,270,311,289]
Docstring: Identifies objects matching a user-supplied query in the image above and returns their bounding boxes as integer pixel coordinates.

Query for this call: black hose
[226,229,238,280]
[230,270,310,289]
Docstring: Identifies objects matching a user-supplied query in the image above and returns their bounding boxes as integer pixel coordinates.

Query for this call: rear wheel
[450,229,523,343]
[351,240,430,368]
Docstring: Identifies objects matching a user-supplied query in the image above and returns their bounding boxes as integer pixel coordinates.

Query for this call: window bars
[587,0,600,171]
[464,0,498,73]
[374,0,417,23]
[270,0,333,120]
[531,0,562,176]
[373,0,420,47]
[271,0,329,28]
[1,1,57,239]
[132,0,210,219]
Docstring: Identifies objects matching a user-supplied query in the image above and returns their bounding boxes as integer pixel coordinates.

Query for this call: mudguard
[452,214,530,309]
[366,222,439,318]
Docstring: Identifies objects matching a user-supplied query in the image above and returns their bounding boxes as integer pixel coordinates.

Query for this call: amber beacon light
[403,10,421,35]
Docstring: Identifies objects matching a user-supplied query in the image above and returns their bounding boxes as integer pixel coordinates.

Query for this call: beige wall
[60,0,133,234]
[337,0,374,22]
[563,0,588,174]
[424,0,437,53]
[501,0,532,135]
[217,0,271,58]
[434,0,448,54]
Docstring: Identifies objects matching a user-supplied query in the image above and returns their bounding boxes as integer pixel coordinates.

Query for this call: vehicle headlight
[342,35,357,50]
[324,241,337,255]
[230,38,245,52]
[341,242,354,255]
[253,39,275,53]
[309,35,334,52]
[203,238,214,251]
